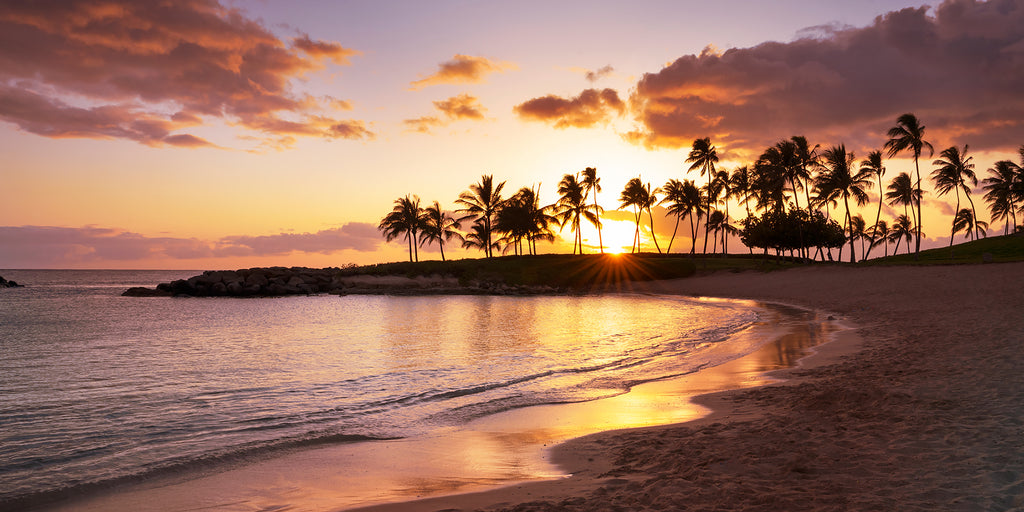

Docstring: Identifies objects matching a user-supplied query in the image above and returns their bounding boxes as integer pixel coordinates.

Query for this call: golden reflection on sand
[40,302,836,512]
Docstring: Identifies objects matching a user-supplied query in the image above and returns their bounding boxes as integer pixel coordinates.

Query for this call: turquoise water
[0,270,759,509]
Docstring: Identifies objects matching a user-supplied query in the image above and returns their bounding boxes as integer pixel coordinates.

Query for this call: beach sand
[360,262,1024,511]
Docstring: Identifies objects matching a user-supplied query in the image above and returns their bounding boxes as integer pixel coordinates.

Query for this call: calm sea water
[0,269,760,508]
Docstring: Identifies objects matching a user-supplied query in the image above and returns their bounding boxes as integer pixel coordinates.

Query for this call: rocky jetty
[122,267,560,297]
[0,275,23,288]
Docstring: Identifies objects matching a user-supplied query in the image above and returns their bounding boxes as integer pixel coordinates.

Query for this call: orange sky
[1,0,1022,269]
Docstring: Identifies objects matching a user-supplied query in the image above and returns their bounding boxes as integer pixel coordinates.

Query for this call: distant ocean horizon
[0,269,762,509]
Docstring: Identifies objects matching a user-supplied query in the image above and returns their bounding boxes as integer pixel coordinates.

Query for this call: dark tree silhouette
[686,137,718,255]
[884,113,933,257]
[859,150,886,259]
[931,145,980,249]
[420,201,466,261]
[378,194,425,262]
[456,175,506,258]
[581,167,604,253]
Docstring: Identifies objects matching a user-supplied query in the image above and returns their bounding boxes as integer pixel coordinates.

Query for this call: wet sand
[362,262,1024,511]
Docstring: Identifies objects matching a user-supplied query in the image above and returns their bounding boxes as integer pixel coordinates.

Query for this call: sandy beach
[360,262,1024,511]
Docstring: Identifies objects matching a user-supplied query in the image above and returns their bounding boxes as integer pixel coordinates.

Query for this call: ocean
[0,269,766,509]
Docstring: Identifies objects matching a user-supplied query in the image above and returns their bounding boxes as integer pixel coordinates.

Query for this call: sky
[2,0,1023,269]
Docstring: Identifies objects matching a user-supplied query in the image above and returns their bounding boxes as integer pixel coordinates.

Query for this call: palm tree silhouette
[686,137,718,255]
[884,113,933,257]
[849,214,867,261]
[555,173,599,254]
[420,201,466,261]
[581,167,604,253]
[729,166,755,254]
[982,157,1021,235]
[889,214,915,256]
[869,219,891,258]
[885,172,921,233]
[619,178,661,253]
[952,208,988,241]
[456,175,506,258]
[792,135,820,209]
[859,150,886,259]
[378,194,425,262]
[462,220,500,256]
[817,144,872,262]
[931,145,979,250]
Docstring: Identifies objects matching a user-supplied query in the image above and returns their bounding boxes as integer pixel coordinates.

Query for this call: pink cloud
[514,88,625,129]
[404,94,487,134]
[409,54,516,90]
[0,224,382,267]
[0,0,370,149]
[626,0,1024,154]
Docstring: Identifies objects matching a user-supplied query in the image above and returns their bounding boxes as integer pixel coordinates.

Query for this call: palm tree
[859,150,886,259]
[581,167,604,253]
[982,157,1021,235]
[419,201,465,261]
[686,137,718,254]
[885,172,921,231]
[817,144,872,262]
[884,113,933,256]
[931,145,979,250]
[555,173,599,254]
[791,135,819,209]
[494,186,557,256]
[869,219,891,258]
[952,208,988,241]
[619,178,661,253]
[849,214,867,261]
[889,214,915,256]
[462,219,500,256]
[752,144,790,213]
[455,175,506,258]
[730,166,755,255]
[660,179,687,253]
[378,194,425,262]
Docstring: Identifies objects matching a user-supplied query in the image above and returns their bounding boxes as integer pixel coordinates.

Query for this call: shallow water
[0,270,760,508]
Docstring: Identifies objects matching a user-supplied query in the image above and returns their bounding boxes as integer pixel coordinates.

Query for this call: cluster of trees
[379,113,1024,263]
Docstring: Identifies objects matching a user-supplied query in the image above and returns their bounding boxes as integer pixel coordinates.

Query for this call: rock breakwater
[122,267,560,297]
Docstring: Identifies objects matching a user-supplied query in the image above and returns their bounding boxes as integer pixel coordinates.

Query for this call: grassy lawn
[865,233,1024,265]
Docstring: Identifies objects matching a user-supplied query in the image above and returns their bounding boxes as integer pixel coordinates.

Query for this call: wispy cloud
[514,88,624,129]
[0,224,382,267]
[584,65,615,82]
[0,0,370,149]
[625,0,1024,154]
[409,54,516,90]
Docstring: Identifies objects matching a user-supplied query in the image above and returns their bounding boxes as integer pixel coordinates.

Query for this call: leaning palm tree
[378,194,425,262]
[931,145,979,250]
[982,158,1021,235]
[419,201,465,261]
[859,150,886,259]
[455,175,506,258]
[581,167,604,253]
[884,113,933,256]
[686,137,718,254]
[817,144,872,262]
[952,208,988,242]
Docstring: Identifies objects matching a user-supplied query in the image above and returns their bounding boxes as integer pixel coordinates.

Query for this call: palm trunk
[689,214,697,255]
[950,189,960,252]
[844,196,855,263]
[440,240,446,262]
[594,194,604,253]
[703,174,711,255]
[647,207,662,254]
[964,191,980,241]
[865,176,884,260]
[667,215,680,253]
[913,155,923,257]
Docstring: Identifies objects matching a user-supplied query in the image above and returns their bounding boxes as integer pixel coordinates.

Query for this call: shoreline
[439,262,1024,511]
[32,297,831,512]
[351,301,858,512]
